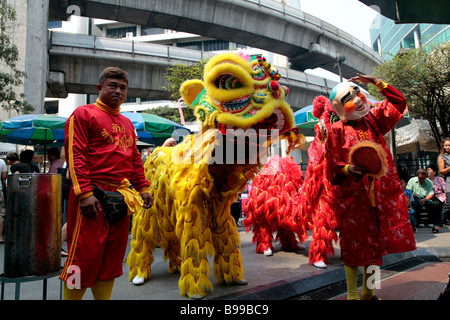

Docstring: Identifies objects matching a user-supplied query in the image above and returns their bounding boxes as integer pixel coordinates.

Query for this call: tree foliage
[0,1,33,113]
[142,105,195,124]
[369,42,450,148]
[145,59,207,123]
[162,59,208,100]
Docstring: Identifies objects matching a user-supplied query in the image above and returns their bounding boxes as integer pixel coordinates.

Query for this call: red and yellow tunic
[60,99,150,287]
[66,99,149,197]
[325,83,416,267]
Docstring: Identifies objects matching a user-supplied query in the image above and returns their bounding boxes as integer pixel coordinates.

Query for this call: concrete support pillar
[414,29,421,48]
[24,0,49,114]
[9,0,49,115]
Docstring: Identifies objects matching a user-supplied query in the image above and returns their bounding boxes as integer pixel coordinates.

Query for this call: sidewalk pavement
[1,221,449,301]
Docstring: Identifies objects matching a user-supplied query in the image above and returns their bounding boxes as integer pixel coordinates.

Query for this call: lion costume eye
[251,63,266,81]
[215,74,243,89]
[330,113,340,124]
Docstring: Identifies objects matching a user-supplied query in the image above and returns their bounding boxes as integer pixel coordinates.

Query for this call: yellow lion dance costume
[126,51,302,299]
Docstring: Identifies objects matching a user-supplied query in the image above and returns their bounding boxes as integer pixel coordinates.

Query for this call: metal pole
[334,56,346,82]
[43,129,47,172]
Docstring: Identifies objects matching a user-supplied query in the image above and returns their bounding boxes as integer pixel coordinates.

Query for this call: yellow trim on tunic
[342,164,350,175]
[374,80,388,91]
[370,180,376,207]
[94,178,143,215]
[95,98,121,115]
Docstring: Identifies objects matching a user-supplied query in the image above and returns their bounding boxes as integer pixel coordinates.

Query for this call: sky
[299,0,379,47]
[297,0,380,81]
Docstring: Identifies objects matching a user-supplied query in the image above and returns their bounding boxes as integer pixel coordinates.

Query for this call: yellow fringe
[126,131,256,296]
[127,51,301,298]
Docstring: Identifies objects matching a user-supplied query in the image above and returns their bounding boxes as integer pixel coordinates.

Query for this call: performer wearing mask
[325,74,416,300]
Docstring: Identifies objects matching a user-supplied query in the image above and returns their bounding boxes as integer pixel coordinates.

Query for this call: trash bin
[4,173,62,278]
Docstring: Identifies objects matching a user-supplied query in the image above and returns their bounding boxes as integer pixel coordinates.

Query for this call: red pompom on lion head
[312,95,339,128]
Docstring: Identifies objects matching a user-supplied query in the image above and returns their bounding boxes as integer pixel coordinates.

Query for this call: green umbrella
[0,114,67,171]
[0,114,66,145]
[121,112,191,146]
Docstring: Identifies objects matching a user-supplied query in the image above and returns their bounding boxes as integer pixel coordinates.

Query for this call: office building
[370,14,450,59]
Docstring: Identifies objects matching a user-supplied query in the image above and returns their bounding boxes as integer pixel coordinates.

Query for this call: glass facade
[370,15,450,60]
[176,40,247,51]
[106,26,137,38]
[141,26,166,36]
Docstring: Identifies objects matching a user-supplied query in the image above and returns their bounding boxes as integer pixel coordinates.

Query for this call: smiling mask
[329,82,370,123]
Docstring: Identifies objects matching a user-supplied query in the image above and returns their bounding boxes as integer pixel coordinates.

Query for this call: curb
[217,248,450,300]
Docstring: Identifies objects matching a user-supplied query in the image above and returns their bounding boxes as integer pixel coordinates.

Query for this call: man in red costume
[325,74,416,300]
[60,67,153,300]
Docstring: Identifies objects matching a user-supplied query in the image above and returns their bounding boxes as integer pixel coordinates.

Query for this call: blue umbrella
[121,112,191,146]
[0,114,67,171]
[0,114,66,145]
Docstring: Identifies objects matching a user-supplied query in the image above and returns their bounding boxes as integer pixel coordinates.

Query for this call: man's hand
[80,195,102,219]
[140,192,153,209]
[348,165,369,180]
[348,73,380,85]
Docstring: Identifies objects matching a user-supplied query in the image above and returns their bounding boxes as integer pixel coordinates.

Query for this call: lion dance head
[180,51,302,156]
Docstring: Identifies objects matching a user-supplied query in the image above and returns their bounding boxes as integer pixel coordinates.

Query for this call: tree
[369,43,450,149]
[0,1,33,113]
[144,59,207,123]
[162,59,207,100]
[143,105,195,124]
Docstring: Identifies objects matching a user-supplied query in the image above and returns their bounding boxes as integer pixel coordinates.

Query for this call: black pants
[436,192,450,227]
[411,197,440,225]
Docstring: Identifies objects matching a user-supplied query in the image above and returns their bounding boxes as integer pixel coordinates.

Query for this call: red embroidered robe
[325,85,416,266]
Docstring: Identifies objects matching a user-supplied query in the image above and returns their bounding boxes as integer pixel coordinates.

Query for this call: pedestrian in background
[433,137,450,233]
[10,150,40,173]
[162,137,177,147]
[47,147,64,173]
[0,158,7,244]
[427,164,446,227]
[407,168,437,227]
[6,152,19,168]
[401,178,416,232]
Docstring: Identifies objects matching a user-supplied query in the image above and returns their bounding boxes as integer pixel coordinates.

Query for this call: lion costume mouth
[218,108,290,135]
[221,95,251,113]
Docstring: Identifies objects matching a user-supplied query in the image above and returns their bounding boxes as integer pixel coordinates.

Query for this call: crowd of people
[400,137,450,233]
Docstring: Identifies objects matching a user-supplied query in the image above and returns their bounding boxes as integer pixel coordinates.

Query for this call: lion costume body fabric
[126,52,302,298]
[243,155,304,256]
[293,96,339,267]
[244,96,339,267]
